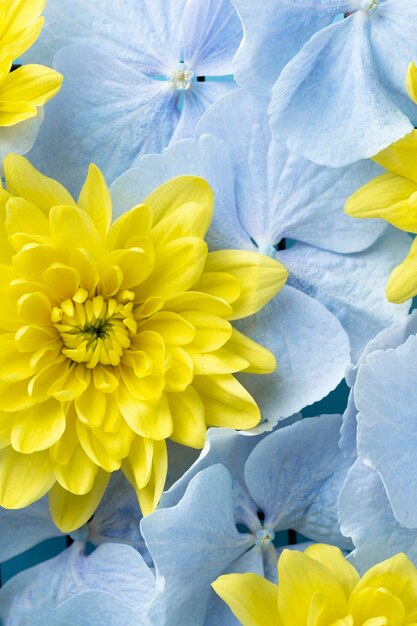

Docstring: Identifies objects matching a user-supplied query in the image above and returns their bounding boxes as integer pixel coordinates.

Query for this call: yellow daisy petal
[11,398,66,453]
[78,164,112,237]
[373,130,417,183]
[168,385,206,448]
[386,237,417,303]
[192,374,260,430]
[0,64,62,107]
[305,544,359,600]
[135,439,167,515]
[200,250,288,320]
[0,446,54,508]
[212,573,280,626]
[144,175,213,228]
[48,470,109,533]
[0,98,37,125]
[406,61,417,105]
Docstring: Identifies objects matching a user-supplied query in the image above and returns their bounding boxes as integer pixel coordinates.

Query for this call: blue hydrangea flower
[0,541,154,625]
[22,0,243,194]
[111,90,411,421]
[233,0,417,166]
[140,415,351,626]
[339,311,417,570]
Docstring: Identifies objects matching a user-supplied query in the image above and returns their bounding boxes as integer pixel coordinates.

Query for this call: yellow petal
[151,200,212,246]
[373,130,417,183]
[136,439,167,515]
[4,154,76,212]
[17,292,51,325]
[42,263,81,300]
[191,348,249,375]
[305,544,359,601]
[144,175,213,229]
[54,444,99,496]
[277,549,348,626]
[345,172,417,232]
[167,386,206,448]
[165,291,233,318]
[349,587,404,625]
[103,245,154,289]
[77,163,112,237]
[137,236,208,299]
[107,204,153,250]
[0,334,34,380]
[11,398,65,453]
[0,445,54,508]
[352,552,417,621]
[0,411,12,449]
[48,470,109,532]
[118,388,173,440]
[225,328,276,374]
[212,573,280,626]
[49,205,104,258]
[406,61,417,105]
[192,374,260,430]
[164,347,194,391]
[386,237,417,303]
[0,378,35,411]
[181,311,232,352]
[0,0,45,58]
[0,64,62,107]
[12,243,67,282]
[0,187,14,262]
[194,271,241,304]
[200,251,288,320]
[121,436,154,490]
[77,415,134,473]
[0,98,37,125]
[5,196,50,245]
[138,312,195,346]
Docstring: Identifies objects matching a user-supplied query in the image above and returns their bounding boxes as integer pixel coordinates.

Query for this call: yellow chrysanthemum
[344,61,417,304]
[0,154,287,531]
[213,544,417,625]
[0,0,62,127]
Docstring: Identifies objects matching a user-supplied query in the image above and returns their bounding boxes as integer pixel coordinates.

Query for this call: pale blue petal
[24,0,187,73]
[87,472,147,556]
[355,333,417,529]
[196,89,385,253]
[161,428,272,528]
[141,465,254,626]
[244,415,352,548]
[339,460,417,573]
[231,0,349,93]
[1,542,154,623]
[269,13,413,166]
[111,135,249,250]
[339,389,358,461]
[369,2,417,102]
[236,285,350,421]
[0,498,60,563]
[170,82,237,143]
[29,44,179,195]
[182,0,243,75]
[279,230,412,361]
[204,547,265,626]
[0,109,44,176]
[25,592,146,626]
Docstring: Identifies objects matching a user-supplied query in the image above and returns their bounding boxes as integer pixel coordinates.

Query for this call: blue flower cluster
[2,0,417,623]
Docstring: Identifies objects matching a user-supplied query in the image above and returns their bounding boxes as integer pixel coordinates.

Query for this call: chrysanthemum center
[51,290,137,369]
[168,62,194,90]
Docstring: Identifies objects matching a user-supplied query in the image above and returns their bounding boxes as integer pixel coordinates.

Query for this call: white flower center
[350,0,378,11]
[168,62,194,91]
[255,528,275,547]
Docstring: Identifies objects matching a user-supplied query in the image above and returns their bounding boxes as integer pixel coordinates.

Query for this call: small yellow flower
[213,544,417,625]
[0,0,62,127]
[0,155,287,531]
[344,61,417,304]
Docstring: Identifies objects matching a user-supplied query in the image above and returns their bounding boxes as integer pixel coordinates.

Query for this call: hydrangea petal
[29,44,180,195]
[355,333,417,528]
[280,230,412,360]
[196,89,385,253]
[182,0,243,75]
[339,460,417,574]
[269,13,413,166]
[231,0,348,94]
[244,415,351,547]
[235,286,349,421]
[141,464,253,626]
